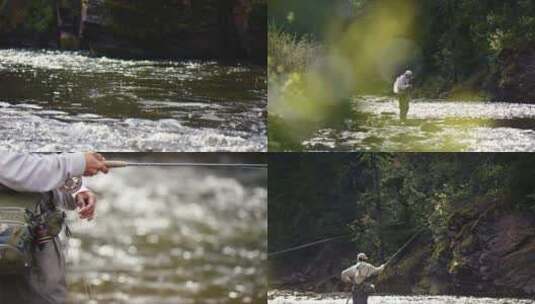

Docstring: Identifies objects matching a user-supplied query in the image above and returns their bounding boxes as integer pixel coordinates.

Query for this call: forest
[268,153,535,298]
[268,0,535,151]
[270,0,535,98]
[0,0,267,63]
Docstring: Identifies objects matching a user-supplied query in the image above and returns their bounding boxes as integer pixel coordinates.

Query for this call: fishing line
[268,234,352,257]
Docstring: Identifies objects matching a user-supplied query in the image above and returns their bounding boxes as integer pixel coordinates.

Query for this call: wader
[0,188,69,304]
[399,93,410,120]
[351,280,375,304]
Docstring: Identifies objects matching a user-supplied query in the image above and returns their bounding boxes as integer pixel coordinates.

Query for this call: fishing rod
[343,229,424,304]
[104,160,267,169]
[60,160,266,193]
[384,229,423,266]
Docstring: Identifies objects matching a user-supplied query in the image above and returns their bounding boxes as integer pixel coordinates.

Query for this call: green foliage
[104,0,209,43]
[24,0,54,33]
[0,0,55,33]
[268,24,318,77]
[270,0,535,97]
[415,0,535,93]
[269,153,535,275]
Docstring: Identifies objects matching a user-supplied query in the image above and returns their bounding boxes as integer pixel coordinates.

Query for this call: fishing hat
[357,253,368,261]
[404,70,413,77]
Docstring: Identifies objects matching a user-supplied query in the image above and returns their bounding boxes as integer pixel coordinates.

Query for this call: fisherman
[341,252,386,304]
[393,70,413,121]
[0,152,108,303]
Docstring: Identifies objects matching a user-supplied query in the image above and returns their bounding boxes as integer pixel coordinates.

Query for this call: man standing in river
[341,252,386,304]
[394,70,413,121]
[0,152,108,303]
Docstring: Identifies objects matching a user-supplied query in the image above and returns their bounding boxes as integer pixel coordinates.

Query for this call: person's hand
[75,190,97,221]
[84,152,109,176]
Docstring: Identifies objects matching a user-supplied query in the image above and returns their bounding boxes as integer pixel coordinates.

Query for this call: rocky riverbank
[377,198,535,298]
[270,199,535,298]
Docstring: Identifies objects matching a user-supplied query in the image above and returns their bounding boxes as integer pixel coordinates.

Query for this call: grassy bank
[268,26,358,151]
[268,25,320,77]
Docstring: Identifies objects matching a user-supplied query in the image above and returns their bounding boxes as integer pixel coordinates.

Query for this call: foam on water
[0,104,265,151]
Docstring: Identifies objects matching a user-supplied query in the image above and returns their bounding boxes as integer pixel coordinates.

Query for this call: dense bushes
[269,153,535,269]
[269,0,535,98]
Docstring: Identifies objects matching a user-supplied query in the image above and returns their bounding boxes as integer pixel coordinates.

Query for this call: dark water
[269,291,535,304]
[303,96,535,152]
[64,160,267,303]
[0,49,266,151]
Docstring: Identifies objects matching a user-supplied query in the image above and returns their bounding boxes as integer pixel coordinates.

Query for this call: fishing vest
[0,186,66,275]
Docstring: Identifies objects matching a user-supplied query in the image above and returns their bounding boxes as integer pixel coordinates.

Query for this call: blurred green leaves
[269,0,419,150]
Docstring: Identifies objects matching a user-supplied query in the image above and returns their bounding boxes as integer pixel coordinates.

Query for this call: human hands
[75,190,97,221]
[84,152,109,176]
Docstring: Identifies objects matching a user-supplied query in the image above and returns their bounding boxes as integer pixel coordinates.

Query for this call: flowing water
[0,49,266,151]
[303,96,535,152]
[269,291,535,304]
[64,155,267,303]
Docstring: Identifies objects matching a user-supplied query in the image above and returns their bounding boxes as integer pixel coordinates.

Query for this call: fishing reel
[59,176,83,194]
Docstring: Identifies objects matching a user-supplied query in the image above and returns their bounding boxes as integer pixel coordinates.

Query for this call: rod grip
[104,160,128,168]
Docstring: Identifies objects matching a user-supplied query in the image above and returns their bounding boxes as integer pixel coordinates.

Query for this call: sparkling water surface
[304,96,535,152]
[0,49,266,151]
[65,161,267,303]
[269,291,535,304]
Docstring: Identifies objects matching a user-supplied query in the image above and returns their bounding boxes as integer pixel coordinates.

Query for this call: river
[269,291,535,304]
[0,49,266,151]
[63,154,267,303]
[303,96,535,151]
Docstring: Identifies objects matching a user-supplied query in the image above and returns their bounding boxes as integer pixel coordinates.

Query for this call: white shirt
[341,262,385,284]
[393,74,412,94]
[0,152,86,193]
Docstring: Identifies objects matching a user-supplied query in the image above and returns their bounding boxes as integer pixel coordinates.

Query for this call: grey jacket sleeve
[0,152,86,193]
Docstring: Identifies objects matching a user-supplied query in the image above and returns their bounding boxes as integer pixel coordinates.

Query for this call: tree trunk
[372,154,385,261]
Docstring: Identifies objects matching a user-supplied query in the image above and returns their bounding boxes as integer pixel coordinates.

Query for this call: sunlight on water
[269,292,535,304]
[359,97,535,120]
[64,164,267,303]
[0,49,266,151]
[0,102,264,151]
[303,96,535,152]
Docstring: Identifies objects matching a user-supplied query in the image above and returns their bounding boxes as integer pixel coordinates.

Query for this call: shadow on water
[0,49,267,151]
[302,96,535,152]
[64,154,267,303]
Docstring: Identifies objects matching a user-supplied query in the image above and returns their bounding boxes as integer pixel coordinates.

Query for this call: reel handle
[104,160,128,168]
